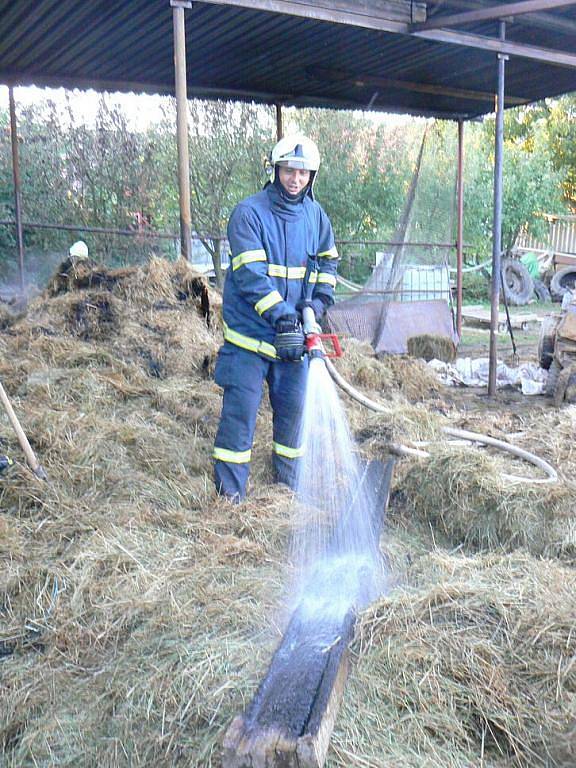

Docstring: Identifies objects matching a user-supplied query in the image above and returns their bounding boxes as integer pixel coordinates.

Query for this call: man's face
[278,166,311,195]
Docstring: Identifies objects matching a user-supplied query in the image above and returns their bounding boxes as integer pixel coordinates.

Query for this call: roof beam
[199,0,425,32]
[412,0,576,31]
[204,1,576,68]
[432,0,576,34]
[310,66,528,105]
[414,26,576,68]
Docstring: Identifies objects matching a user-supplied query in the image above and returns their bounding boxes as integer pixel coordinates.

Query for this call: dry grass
[338,552,576,768]
[334,338,444,403]
[1,258,575,767]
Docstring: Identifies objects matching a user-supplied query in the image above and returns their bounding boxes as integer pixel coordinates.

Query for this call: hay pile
[334,338,444,402]
[340,552,576,767]
[1,258,575,767]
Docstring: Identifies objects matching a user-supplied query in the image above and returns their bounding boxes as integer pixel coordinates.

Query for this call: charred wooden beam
[222,460,394,768]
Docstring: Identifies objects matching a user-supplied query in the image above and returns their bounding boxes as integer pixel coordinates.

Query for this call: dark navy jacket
[222,184,338,359]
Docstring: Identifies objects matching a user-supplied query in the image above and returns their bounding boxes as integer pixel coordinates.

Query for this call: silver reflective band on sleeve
[213,446,252,463]
[232,249,267,271]
[273,441,305,459]
[255,290,283,316]
[223,321,278,359]
[318,246,339,259]
[317,273,337,287]
[268,264,307,279]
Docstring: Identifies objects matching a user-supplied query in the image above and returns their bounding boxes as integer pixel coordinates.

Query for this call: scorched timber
[222,460,394,768]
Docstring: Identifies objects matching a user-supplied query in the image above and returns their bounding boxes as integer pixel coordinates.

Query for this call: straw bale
[407,332,457,363]
[337,552,576,768]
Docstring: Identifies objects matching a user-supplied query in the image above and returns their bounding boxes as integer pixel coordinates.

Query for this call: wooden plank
[310,65,527,105]
[222,460,394,768]
[463,306,539,330]
[412,0,576,31]
[413,26,576,69]
[201,0,421,33]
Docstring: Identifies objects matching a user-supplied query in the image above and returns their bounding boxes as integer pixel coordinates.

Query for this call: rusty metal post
[456,118,465,339]
[8,86,25,295]
[275,103,283,141]
[488,22,507,396]
[172,0,193,260]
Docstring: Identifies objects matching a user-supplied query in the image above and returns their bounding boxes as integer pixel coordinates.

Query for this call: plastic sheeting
[428,358,547,395]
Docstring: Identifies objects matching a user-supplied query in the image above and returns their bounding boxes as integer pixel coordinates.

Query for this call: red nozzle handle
[319,333,342,358]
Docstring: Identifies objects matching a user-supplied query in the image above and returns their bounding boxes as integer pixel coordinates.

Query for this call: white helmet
[269,135,320,198]
[69,240,89,260]
[271,135,320,171]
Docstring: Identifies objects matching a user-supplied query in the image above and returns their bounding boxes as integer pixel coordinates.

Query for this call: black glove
[274,315,305,361]
[296,296,330,323]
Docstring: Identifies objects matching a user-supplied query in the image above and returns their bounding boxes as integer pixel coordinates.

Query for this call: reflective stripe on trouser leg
[267,356,309,489]
[213,344,269,499]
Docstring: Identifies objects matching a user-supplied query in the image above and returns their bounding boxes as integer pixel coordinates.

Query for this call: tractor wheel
[550,267,576,302]
[533,279,551,303]
[501,258,534,306]
[538,316,559,370]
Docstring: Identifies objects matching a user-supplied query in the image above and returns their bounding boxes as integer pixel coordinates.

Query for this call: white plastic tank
[400,264,451,302]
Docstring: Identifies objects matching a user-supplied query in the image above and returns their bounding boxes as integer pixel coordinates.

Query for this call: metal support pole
[275,103,283,141]
[8,86,25,295]
[488,22,507,396]
[172,1,193,260]
[456,118,464,339]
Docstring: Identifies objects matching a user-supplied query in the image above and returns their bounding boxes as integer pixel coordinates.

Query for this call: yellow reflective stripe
[288,267,307,279]
[213,447,252,464]
[318,246,339,259]
[255,290,283,316]
[317,272,337,287]
[223,321,277,359]
[308,272,318,284]
[273,441,304,459]
[267,265,307,279]
[232,249,267,271]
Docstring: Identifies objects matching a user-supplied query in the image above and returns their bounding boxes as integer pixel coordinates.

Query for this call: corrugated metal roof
[0,1,575,119]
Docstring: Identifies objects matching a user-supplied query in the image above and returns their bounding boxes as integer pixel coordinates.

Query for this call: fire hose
[300,256,557,485]
[323,357,558,485]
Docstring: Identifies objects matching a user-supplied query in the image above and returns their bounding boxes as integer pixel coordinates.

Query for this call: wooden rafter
[412,0,576,31]
[309,66,528,105]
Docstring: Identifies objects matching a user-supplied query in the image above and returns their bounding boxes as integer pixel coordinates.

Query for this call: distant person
[50,241,91,294]
[212,135,339,502]
[68,240,89,264]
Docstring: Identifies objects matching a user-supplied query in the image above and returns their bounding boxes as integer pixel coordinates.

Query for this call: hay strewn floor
[1,259,574,767]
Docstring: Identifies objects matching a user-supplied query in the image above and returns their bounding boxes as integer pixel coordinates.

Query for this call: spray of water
[289,357,386,624]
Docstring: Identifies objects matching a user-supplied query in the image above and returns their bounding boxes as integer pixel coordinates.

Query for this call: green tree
[154,99,274,287]
[544,95,576,208]
[464,116,567,259]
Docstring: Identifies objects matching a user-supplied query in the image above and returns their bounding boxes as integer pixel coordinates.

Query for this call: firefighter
[213,135,339,501]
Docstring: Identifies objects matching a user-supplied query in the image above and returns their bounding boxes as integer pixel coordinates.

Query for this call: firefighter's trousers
[213,343,309,500]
